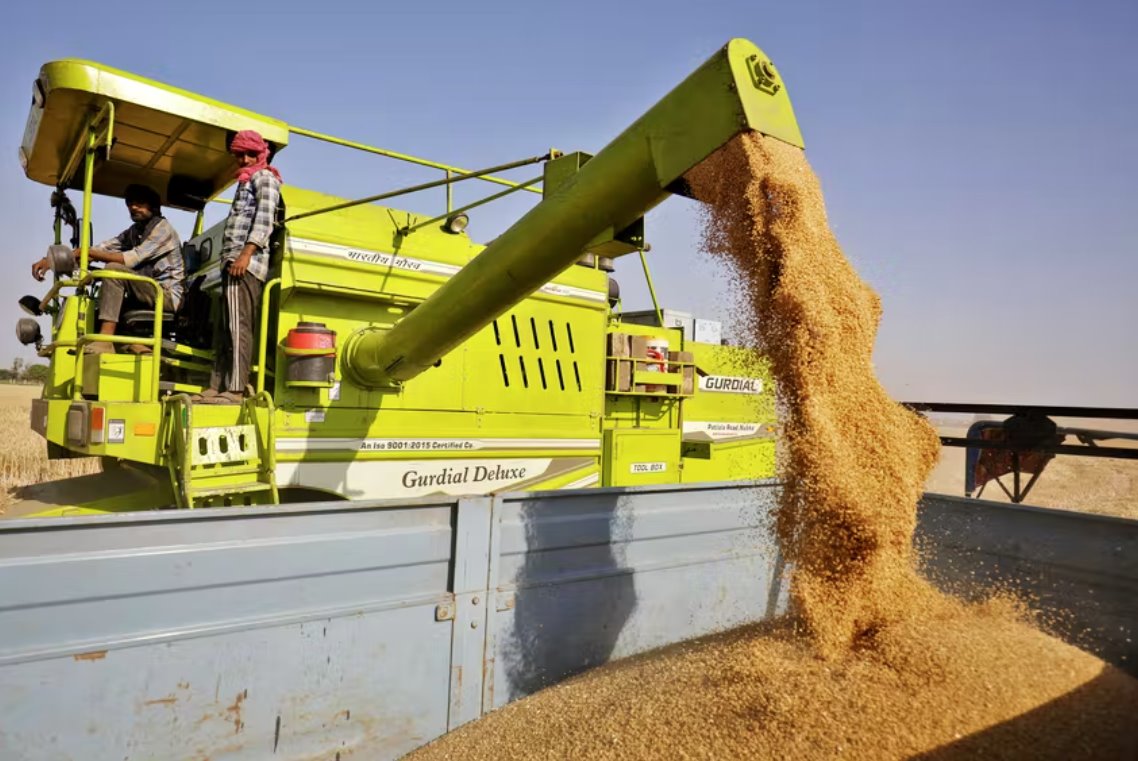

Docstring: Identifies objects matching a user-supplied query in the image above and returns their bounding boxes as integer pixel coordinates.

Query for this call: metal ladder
[163,392,280,509]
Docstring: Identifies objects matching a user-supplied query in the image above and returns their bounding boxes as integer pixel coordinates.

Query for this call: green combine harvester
[13,39,804,516]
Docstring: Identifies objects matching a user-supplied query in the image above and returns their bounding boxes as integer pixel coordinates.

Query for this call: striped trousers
[209,271,263,395]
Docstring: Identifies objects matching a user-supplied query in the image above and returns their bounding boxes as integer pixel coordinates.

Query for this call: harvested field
[0,384,100,513]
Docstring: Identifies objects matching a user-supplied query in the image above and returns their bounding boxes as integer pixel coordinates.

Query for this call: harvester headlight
[443,213,469,235]
[48,244,76,276]
[17,318,42,346]
[19,295,44,316]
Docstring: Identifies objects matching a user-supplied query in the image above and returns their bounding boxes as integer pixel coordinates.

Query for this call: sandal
[189,388,221,403]
[83,341,115,355]
[202,390,244,405]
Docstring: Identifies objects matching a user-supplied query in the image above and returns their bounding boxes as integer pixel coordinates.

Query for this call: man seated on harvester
[31,184,184,355]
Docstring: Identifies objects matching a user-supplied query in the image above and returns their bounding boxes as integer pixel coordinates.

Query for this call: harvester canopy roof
[19,60,289,211]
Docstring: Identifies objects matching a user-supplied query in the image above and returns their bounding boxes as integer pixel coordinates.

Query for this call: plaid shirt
[97,216,185,310]
[221,169,281,282]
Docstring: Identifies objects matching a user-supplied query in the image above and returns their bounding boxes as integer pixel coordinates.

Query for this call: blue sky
[1,0,1135,405]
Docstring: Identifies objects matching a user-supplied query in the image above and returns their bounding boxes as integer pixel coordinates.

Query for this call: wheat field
[0,384,100,512]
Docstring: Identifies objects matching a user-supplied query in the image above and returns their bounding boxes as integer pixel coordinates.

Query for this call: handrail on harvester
[72,269,165,401]
[285,152,557,224]
[341,38,805,388]
[290,126,546,201]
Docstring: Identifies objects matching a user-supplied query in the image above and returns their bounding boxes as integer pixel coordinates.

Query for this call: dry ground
[0,384,100,512]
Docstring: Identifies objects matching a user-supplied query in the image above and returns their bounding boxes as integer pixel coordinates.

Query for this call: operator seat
[121,308,176,340]
[120,241,199,341]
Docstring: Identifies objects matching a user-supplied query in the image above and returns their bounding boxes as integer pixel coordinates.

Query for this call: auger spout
[343,37,804,386]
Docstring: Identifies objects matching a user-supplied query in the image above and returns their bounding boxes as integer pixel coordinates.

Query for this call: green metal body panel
[679,343,777,483]
[82,354,155,402]
[602,429,682,487]
[15,38,801,516]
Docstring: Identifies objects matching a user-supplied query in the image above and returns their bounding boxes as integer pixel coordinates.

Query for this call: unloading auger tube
[342,38,805,387]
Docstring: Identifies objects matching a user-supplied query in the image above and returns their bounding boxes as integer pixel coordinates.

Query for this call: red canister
[282,322,337,385]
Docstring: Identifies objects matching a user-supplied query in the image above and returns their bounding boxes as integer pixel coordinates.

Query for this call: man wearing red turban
[197,130,282,404]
